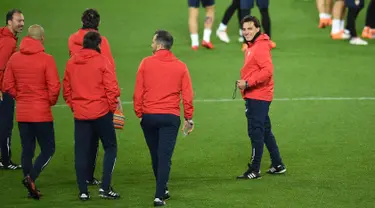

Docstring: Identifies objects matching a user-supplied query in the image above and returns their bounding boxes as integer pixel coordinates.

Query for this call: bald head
[27,24,44,41]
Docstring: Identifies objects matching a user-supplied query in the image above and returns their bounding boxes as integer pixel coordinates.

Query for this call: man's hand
[182,119,194,136]
[0,91,3,101]
[117,97,123,113]
[237,80,248,90]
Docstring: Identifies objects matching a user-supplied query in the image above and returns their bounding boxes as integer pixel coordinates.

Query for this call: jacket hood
[72,48,101,64]
[71,29,97,46]
[0,26,16,40]
[19,36,45,55]
[153,49,178,62]
[248,33,272,50]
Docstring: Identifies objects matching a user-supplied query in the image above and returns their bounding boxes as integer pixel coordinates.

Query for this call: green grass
[1,0,375,207]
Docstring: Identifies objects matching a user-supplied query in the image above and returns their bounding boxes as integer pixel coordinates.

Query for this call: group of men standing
[0,4,286,208]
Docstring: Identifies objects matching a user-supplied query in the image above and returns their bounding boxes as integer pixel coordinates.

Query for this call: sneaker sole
[267,169,287,174]
[99,194,120,200]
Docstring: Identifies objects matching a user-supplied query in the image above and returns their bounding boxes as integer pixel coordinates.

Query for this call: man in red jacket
[68,8,122,186]
[3,24,60,199]
[133,30,194,207]
[235,15,286,180]
[0,9,24,170]
[63,31,120,201]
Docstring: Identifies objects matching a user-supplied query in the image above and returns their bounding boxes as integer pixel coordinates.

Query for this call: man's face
[8,12,24,34]
[151,34,159,54]
[242,21,260,42]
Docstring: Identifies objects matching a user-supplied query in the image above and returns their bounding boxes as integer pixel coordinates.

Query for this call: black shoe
[99,187,120,199]
[163,189,170,201]
[78,192,90,201]
[154,198,166,207]
[266,165,286,174]
[86,177,101,186]
[22,176,40,200]
[236,164,262,180]
[4,161,22,170]
[28,189,42,198]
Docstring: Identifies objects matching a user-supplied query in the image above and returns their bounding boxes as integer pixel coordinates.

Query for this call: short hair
[81,9,100,30]
[83,31,102,53]
[241,15,261,29]
[154,30,174,50]
[6,9,22,25]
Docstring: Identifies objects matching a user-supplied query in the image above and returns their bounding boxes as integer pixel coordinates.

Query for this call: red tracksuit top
[63,48,120,120]
[241,34,274,102]
[2,36,61,122]
[68,29,115,69]
[0,27,17,92]
[133,50,194,119]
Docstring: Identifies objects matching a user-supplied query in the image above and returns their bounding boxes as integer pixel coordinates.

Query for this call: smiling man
[0,9,24,170]
[235,15,286,180]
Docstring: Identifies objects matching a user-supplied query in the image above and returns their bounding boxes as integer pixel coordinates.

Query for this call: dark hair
[6,9,22,25]
[83,31,102,53]
[241,15,261,29]
[81,9,100,30]
[154,30,173,50]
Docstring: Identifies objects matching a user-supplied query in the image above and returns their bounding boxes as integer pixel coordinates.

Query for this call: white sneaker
[238,36,244,43]
[349,37,368,45]
[216,29,230,43]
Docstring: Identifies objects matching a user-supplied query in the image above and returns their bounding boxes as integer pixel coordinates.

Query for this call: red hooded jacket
[0,26,17,92]
[133,50,194,119]
[63,48,120,120]
[2,36,61,122]
[68,29,115,69]
[241,34,274,102]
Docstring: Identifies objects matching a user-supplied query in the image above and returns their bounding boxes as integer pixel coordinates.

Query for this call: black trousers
[0,92,15,165]
[245,99,284,172]
[74,112,117,193]
[141,114,181,199]
[18,122,55,181]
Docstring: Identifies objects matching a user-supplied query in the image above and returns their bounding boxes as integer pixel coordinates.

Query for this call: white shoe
[216,29,230,43]
[349,37,368,45]
[238,36,244,43]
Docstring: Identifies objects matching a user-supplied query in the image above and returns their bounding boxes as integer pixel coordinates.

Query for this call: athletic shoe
[266,165,287,174]
[99,187,120,199]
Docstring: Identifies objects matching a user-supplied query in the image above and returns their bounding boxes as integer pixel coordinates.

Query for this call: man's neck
[6,25,16,36]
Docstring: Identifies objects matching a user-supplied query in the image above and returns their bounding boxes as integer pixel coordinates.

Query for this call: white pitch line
[53,97,375,108]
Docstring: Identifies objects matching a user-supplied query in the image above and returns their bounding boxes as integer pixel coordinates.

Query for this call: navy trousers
[18,122,55,181]
[245,99,284,172]
[0,92,15,165]
[87,133,99,182]
[74,112,117,193]
[141,114,181,199]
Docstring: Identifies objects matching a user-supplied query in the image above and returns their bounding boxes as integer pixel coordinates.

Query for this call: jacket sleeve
[101,36,116,71]
[181,65,194,120]
[0,39,16,92]
[2,59,16,98]
[133,59,145,118]
[45,55,61,106]
[247,44,273,87]
[102,59,120,113]
[62,62,72,109]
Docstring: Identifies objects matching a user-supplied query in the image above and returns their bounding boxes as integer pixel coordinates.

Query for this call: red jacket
[0,26,17,92]
[133,50,194,119]
[63,48,120,120]
[241,34,274,101]
[68,29,115,69]
[2,37,61,122]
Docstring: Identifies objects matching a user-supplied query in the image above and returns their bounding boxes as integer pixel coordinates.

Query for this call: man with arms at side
[0,8,24,170]
[3,24,60,199]
[133,30,194,206]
